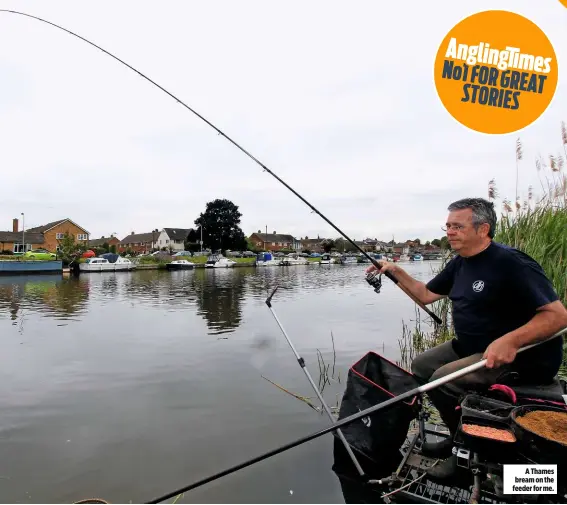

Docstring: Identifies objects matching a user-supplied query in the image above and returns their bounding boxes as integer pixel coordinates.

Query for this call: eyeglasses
[441,224,465,232]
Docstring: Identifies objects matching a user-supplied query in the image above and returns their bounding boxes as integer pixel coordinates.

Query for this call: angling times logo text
[433,10,558,135]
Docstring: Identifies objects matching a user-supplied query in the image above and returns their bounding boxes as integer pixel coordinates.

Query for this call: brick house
[26,219,90,253]
[393,242,410,254]
[300,237,325,253]
[249,231,301,252]
[118,232,157,254]
[88,235,121,250]
[0,217,90,254]
[0,218,44,253]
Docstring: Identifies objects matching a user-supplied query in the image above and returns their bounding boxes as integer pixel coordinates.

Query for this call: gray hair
[447,198,497,238]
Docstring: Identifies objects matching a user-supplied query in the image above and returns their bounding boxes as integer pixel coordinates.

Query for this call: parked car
[23,249,57,260]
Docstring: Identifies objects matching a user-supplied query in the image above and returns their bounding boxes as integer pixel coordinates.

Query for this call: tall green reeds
[495,205,567,304]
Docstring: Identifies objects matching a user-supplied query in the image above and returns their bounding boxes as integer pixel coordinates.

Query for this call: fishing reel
[365,271,383,294]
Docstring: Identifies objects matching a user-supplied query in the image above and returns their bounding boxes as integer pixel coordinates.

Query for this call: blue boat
[0,260,63,275]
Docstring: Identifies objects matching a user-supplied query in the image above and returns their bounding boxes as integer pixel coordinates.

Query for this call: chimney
[131,231,135,235]
[13,218,18,233]
[273,230,276,234]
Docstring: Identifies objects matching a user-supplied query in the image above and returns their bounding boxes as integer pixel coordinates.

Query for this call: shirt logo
[472,280,485,292]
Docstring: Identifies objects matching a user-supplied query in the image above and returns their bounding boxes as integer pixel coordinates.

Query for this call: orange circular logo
[434,10,558,135]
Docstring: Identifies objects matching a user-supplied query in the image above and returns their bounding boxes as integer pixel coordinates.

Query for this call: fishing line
[0,8,442,325]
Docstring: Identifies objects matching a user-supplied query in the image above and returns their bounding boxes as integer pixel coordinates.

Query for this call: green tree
[431,238,442,247]
[56,232,86,264]
[194,199,247,252]
[321,238,335,253]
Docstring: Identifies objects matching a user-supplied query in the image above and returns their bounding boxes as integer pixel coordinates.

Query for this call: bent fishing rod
[0,9,442,326]
[146,327,567,503]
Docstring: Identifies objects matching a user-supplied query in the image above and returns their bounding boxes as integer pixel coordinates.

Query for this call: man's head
[445,198,497,256]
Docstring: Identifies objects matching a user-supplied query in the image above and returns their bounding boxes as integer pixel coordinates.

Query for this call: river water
[0,261,442,504]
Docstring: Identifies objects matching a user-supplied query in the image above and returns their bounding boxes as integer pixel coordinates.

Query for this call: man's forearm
[506,303,567,349]
[390,266,430,304]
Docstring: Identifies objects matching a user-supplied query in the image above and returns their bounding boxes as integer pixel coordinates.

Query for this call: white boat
[340,255,358,264]
[281,253,309,266]
[410,254,423,262]
[213,257,236,268]
[79,256,134,272]
[320,253,332,265]
[256,252,281,267]
[205,254,220,268]
[166,259,195,270]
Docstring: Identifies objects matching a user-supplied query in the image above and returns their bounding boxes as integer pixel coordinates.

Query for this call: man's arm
[483,252,567,369]
[386,265,446,305]
[507,301,567,348]
[367,260,452,305]
[483,301,567,368]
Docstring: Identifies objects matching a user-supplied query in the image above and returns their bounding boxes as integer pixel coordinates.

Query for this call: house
[118,231,158,254]
[155,228,193,252]
[393,242,410,255]
[359,238,390,253]
[88,235,121,250]
[249,231,301,252]
[0,217,90,254]
[0,218,44,253]
[299,237,327,253]
[25,218,90,253]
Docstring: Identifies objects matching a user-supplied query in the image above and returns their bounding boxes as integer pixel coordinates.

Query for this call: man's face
[445,208,488,252]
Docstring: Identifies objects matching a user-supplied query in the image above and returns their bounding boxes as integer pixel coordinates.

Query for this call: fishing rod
[146,327,567,503]
[0,8,442,326]
[265,285,366,478]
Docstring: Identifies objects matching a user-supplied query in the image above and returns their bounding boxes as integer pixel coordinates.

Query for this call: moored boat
[79,256,134,272]
[166,259,195,270]
[256,252,281,267]
[320,253,332,264]
[213,257,236,268]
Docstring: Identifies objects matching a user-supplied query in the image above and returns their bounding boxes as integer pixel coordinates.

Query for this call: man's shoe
[425,454,458,482]
[419,436,454,458]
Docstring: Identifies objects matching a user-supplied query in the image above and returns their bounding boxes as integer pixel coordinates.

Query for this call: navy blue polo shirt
[426,241,563,380]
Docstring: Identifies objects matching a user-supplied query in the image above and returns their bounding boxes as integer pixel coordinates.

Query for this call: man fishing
[366,197,567,480]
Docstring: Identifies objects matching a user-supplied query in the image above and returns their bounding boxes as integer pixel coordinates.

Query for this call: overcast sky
[1,1,566,244]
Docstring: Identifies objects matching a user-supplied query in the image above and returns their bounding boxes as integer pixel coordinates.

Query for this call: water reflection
[0,275,89,322]
[0,262,442,336]
[190,268,248,335]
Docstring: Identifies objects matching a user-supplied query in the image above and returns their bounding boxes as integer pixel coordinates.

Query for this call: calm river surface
[0,261,442,504]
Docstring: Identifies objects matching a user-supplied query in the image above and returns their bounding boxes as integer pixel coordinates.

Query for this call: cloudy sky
[1,1,566,244]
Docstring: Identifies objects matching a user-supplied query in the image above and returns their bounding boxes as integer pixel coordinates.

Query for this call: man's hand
[483,334,519,369]
[365,260,397,275]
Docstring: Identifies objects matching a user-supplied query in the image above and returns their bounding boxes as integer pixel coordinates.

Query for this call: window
[13,243,32,253]
[56,233,65,239]
[77,234,88,241]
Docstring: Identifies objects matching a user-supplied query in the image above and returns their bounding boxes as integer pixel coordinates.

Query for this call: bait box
[460,394,514,424]
[458,416,517,459]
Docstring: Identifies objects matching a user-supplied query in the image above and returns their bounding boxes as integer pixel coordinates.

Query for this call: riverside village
[0,201,445,275]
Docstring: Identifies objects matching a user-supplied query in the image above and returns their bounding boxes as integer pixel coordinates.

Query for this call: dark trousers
[410,340,514,434]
